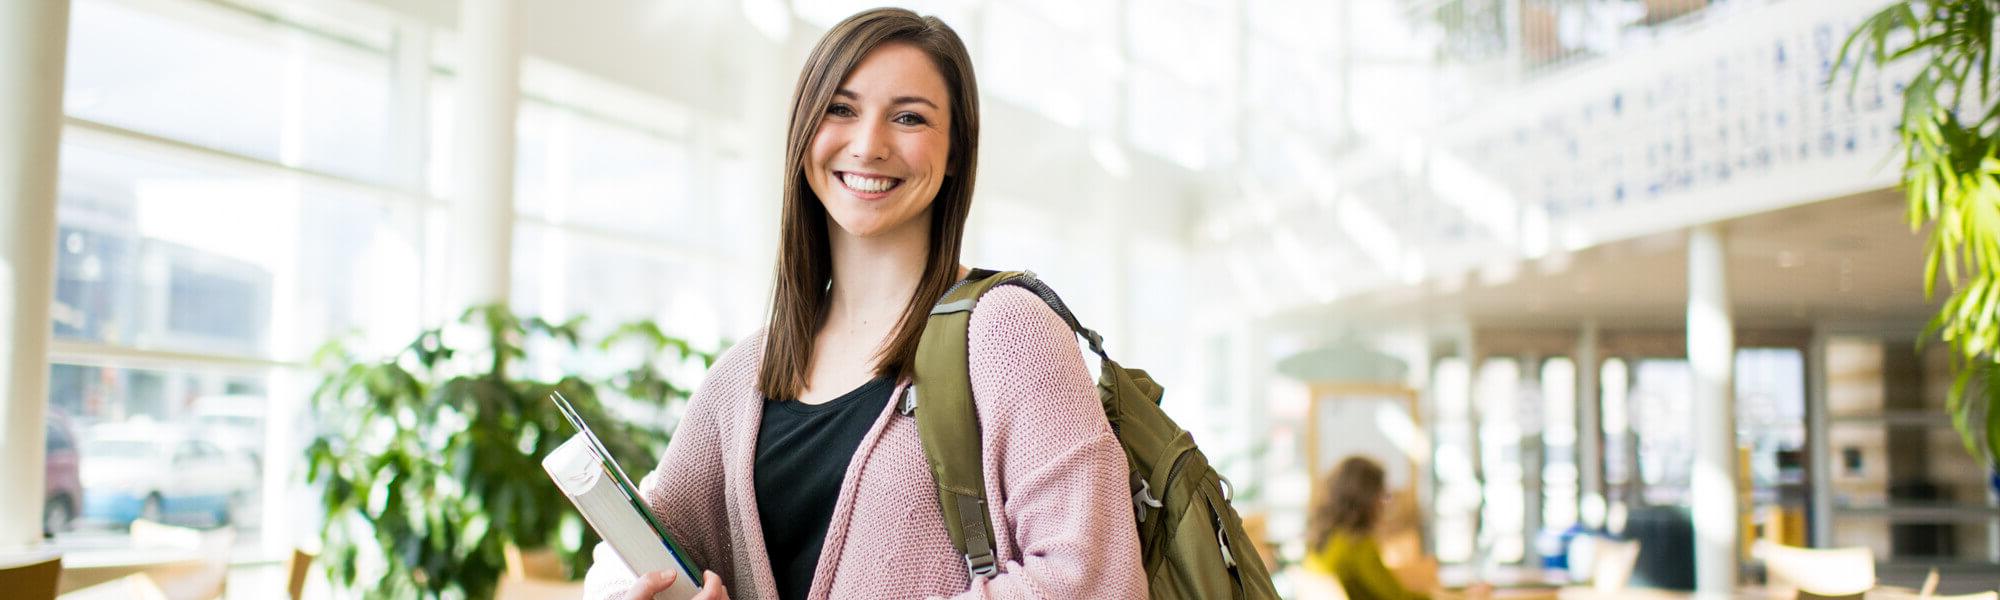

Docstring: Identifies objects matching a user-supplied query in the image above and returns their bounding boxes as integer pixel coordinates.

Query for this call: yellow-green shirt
[1303,533,1430,600]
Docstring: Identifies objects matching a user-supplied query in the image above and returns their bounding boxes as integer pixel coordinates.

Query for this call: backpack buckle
[1216,527,1238,570]
[964,551,999,579]
[1132,479,1164,523]
[898,385,919,416]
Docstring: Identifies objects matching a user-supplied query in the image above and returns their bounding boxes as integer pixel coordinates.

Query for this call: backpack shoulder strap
[912,270,1110,580]
[912,269,1023,579]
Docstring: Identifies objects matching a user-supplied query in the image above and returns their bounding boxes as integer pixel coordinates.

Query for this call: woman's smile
[834,170,903,198]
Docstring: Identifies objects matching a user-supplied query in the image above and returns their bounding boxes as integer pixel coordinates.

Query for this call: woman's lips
[837,171,903,198]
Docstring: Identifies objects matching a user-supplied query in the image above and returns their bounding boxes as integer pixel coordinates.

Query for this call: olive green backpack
[906,269,1280,599]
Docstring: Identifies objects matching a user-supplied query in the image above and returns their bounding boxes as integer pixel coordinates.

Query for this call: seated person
[1304,456,1489,600]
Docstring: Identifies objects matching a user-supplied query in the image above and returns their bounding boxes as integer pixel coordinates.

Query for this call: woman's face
[806,42,952,241]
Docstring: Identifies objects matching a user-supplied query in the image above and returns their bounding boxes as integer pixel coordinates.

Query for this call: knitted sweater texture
[582,286,1147,599]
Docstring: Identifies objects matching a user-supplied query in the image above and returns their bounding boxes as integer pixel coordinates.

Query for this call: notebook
[542,391,702,600]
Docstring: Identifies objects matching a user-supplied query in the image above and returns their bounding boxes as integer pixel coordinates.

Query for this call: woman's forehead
[838,43,949,105]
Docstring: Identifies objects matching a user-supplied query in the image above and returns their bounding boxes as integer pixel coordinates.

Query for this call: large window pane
[1632,358,1694,506]
[1476,357,1527,563]
[510,223,720,344]
[1736,347,1807,544]
[981,3,1119,130]
[515,100,700,244]
[1541,358,1579,531]
[54,137,428,360]
[1432,357,1479,563]
[66,0,395,183]
[46,361,272,553]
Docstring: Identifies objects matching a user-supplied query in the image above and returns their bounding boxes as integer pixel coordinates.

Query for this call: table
[55,545,208,593]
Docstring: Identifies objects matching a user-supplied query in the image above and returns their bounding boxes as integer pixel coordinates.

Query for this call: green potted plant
[305,304,717,599]
[1838,0,2000,468]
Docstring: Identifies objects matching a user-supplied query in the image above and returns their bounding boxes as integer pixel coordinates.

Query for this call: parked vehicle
[80,422,257,528]
[188,394,265,469]
[44,414,81,535]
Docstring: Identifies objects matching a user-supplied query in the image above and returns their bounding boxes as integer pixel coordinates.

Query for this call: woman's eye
[894,112,927,126]
[827,104,856,117]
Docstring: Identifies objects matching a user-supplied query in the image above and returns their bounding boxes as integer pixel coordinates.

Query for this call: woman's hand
[622,570,729,600]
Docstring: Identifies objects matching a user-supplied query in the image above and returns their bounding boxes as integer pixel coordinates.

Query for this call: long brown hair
[1307,456,1388,552]
[757,8,981,400]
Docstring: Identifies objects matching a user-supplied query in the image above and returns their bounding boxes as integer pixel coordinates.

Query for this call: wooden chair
[129,519,235,600]
[497,545,581,600]
[285,548,316,599]
[1292,569,1350,600]
[1755,541,1876,598]
[0,554,62,600]
[1589,538,1641,593]
[1863,570,1998,600]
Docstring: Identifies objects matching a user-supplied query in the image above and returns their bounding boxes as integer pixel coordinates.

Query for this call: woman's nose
[847,120,888,162]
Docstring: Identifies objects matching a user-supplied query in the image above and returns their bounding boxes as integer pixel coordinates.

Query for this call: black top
[754,375,896,600]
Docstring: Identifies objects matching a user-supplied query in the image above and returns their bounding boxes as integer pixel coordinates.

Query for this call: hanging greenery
[304,305,719,599]
[1837,0,2000,466]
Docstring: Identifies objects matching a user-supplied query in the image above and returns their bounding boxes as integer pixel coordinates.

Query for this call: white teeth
[840,172,897,194]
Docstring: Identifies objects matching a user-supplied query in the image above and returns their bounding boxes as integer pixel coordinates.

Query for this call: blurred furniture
[1866,592,2000,600]
[1589,538,1640,593]
[1238,511,1277,572]
[1863,569,1998,600]
[1644,0,1708,24]
[285,548,315,600]
[1624,506,1696,591]
[1293,568,1349,600]
[0,552,62,600]
[497,545,581,600]
[126,519,233,600]
[1756,541,1876,598]
[54,524,214,595]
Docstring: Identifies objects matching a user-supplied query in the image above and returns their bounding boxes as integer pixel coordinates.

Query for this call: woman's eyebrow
[834,88,938,110]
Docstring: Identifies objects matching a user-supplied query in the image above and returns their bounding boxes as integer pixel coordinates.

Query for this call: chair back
[1757,542,1876,597]
[285,548,315,599]
[1291,570,1349,600]
[1864,590,1999,600]
[130,519,235,600]
[1591,538,1641,592]
[0,554,62,600]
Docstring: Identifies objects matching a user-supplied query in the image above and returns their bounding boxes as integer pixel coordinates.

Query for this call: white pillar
[1576,319,1603,527]
[449,0,520,310]
[1688,225,1738,597]
[1805,328,1833,547]
[0,0,70,548]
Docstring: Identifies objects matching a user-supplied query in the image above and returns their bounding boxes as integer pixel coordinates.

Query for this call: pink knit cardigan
[582,286,1147,599]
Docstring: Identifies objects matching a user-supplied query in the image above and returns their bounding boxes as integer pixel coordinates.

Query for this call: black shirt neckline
[772,375,894,415]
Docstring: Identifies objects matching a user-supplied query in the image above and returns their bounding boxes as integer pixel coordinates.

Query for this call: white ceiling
[348,0,768,118]
[1273,187,1936,333]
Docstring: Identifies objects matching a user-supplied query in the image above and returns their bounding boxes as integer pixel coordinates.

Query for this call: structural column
[449,0,520,310]
[1804,329,1833,547]
[1576,319,1603,526]
[0,0,70,549]
[1688,225,1739,597]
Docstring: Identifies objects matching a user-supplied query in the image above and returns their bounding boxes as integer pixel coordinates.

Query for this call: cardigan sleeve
[942,286,1147,599]
[581,333,759,600]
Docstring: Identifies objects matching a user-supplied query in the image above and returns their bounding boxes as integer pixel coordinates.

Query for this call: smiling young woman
[585,8,1144,600]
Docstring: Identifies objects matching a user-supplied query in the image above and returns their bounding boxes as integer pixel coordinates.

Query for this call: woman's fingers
[690,570,728,599]
[627,570,676,599]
